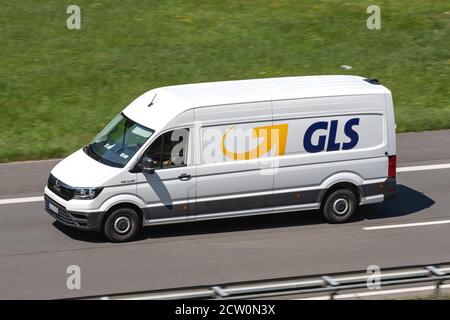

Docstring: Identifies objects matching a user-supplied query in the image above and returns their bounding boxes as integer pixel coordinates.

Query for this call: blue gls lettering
[326,120,340,151]
[303,118,360,153]
[303,121,328,153]
[342,118,360,150]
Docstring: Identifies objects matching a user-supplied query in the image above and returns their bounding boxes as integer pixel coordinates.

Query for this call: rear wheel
[103,207,141,242]
[322,189,357,223]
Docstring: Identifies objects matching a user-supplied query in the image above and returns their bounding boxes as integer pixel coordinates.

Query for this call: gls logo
[303,118,360,153]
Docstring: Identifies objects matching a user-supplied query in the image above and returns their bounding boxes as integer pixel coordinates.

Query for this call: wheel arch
[318,172,364,206]
[101,202,144,228]
[99,195,145,227]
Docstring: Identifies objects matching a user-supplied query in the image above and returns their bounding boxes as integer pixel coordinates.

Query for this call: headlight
[73,187,103,200]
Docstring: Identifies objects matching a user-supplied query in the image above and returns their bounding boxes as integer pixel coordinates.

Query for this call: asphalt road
[0,130,449,299]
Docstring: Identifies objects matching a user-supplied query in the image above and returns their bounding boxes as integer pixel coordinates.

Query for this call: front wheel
[322,189,357,223]
[103,207,141,242]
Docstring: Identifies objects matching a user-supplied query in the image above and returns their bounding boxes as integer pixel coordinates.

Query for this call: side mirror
[140,156,155,174]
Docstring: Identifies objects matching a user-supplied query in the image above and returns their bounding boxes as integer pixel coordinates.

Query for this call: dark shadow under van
[53,184,434,243]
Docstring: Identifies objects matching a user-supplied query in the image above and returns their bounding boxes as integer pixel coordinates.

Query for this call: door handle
[178,173,191,181]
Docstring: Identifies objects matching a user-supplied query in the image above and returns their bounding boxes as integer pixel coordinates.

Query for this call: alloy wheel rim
[332,197,349,216]
[113,216,132,234]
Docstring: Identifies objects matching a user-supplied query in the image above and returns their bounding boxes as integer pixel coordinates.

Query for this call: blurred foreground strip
[80,263,450,300]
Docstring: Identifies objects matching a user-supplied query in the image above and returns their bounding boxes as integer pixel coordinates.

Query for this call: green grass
[0,0,449,162]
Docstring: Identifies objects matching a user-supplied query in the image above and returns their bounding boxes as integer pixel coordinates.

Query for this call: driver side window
[144,128,189,169]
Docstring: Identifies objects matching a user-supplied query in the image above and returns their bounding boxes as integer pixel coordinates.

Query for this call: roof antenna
[148,93,157,107]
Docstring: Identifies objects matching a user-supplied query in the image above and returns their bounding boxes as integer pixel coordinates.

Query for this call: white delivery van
[44,75,397,242]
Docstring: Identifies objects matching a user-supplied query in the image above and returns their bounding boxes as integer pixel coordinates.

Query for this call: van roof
[123,75,390,131]
[162,75,389,107]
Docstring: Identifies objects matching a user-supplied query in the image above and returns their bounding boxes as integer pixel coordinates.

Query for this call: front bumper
[44,194,104,231]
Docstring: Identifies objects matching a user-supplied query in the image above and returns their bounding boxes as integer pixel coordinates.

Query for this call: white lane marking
[0,158,62,166]
[0,196,44,205]
[363,219,450,231]
[397,163,450,172]
[297,283,450,300]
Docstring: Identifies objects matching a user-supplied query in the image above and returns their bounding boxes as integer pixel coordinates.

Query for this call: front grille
[47,174,75,201]
[44,195,76,227]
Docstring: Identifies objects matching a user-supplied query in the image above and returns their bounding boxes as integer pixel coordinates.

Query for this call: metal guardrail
[84,262,450,300]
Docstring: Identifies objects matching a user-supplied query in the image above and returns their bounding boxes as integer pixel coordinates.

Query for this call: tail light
[388,155,397,178]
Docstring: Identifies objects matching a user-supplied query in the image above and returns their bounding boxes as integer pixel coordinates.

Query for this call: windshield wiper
[84,144,100,161]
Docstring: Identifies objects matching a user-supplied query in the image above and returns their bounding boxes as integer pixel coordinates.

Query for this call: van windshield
[84,113,154,168]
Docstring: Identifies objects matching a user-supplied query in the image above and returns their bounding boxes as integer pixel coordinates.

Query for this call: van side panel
[272,94,388,205]
[194,102,274,215]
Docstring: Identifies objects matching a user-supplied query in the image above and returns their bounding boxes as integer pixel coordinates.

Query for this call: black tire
[103,207,141,242]
[322,189,357,223]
